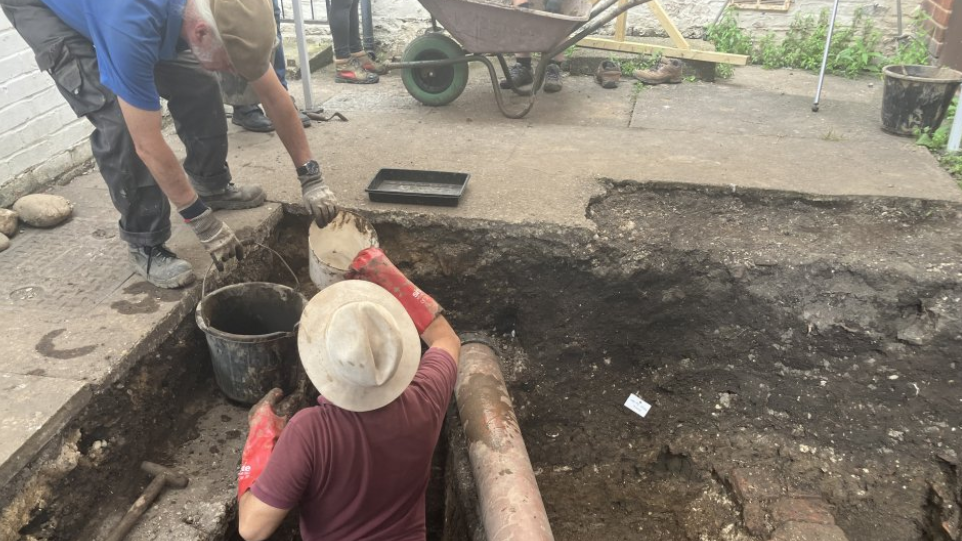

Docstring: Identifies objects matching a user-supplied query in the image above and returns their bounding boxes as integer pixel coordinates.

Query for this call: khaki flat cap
[211,0,276,81]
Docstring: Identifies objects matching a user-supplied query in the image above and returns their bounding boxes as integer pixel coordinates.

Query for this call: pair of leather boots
[595,57,684,89]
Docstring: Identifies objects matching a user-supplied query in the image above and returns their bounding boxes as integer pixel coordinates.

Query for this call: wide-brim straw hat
[298,280,420,412]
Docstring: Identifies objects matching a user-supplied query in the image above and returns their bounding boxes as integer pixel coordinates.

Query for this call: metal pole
[712,0,730,28]
[291,0,314,110]
[896,0,903,37]
[947,105,962,152]
[812,0,841,112]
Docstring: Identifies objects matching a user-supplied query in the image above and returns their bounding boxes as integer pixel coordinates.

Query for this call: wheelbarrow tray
[418,0,591,54]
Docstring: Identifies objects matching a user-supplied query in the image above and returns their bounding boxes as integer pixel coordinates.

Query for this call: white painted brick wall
[0,15,91,207]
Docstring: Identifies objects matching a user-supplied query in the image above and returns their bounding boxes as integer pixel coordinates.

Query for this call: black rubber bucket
[881,65,962,136]
[196,278,307,405]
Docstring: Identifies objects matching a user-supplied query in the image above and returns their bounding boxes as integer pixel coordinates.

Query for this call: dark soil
[371,182,962,541]
[10,181,962,541]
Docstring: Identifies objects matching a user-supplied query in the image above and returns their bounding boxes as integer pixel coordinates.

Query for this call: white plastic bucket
[308,212,379,290]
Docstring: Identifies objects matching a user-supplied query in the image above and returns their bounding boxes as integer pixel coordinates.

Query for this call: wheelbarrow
[381,0,654,118]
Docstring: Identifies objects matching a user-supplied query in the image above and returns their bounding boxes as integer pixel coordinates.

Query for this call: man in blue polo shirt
[1,0,338,288]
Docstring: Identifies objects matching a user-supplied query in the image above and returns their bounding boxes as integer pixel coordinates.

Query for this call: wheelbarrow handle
[548,0,654,59]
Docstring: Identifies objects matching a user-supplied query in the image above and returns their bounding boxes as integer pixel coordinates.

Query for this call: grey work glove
[186,209,244,271]
[297,160,338,228]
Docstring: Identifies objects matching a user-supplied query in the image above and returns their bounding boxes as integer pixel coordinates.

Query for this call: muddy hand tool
[304,110,348,122]
[105,462,189,541]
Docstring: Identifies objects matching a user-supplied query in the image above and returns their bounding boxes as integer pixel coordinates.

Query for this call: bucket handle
[202,242,300,298]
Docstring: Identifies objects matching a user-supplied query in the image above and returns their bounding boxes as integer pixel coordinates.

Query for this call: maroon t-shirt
[251,348,457,541]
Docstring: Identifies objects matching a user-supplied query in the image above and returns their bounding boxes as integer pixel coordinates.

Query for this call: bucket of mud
[308,211,379,290]
[881,65,962,136]
[195,248,307,405]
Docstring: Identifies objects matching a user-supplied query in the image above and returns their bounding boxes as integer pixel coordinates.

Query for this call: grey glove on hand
[297,160,338,228]
[186,209,244,271]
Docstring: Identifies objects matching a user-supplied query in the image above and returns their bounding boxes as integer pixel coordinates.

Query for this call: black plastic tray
[365,168,469,207]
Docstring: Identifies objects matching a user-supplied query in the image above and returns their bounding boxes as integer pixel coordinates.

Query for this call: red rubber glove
[346,247,442,334]
[237,389,287,500]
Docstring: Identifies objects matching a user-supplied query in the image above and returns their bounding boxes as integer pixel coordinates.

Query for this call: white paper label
[624,393,651,418]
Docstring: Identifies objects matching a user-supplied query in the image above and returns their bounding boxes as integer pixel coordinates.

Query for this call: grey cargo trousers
[2,0,232,247]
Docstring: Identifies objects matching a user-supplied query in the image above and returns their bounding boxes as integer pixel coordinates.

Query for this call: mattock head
[141,461,189,488]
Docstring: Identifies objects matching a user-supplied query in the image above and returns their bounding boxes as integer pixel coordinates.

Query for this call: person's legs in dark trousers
[233,0,310,130]
[272,0,287,88]
[330,0,377,83]
[1,0,196,288]
[155,53,230,196]
[2,0,169,247]
[156,52,266,210]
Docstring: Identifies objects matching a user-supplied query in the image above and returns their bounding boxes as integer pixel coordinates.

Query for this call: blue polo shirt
[41,0,187,111]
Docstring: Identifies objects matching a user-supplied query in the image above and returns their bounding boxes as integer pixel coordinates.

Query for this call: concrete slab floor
[1,61,961,537]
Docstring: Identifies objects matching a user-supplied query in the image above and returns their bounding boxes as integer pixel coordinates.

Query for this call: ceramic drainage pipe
[455,340,554,541]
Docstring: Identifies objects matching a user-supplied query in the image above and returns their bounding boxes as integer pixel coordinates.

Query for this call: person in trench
[1,0,338,289]
[235,247,461,541]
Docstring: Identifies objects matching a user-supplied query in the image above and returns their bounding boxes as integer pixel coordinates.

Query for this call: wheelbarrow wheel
[401,33,469,107]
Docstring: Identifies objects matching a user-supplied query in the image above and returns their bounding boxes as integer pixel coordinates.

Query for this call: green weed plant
[706,7,930,78]
[914,98,962,185]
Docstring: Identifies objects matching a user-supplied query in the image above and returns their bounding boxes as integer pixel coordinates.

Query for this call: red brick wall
[923,0,954,58]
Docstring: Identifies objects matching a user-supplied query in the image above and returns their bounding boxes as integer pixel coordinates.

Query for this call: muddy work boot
[194,182,267,211]
[499,62,534,89]
[335,57,379,84]
[290,96,312,128]
[232,105,274,133]
[544,62,563,93]
[128,244,194,289]
[633,58,684,85]
[595,60,621,89]
[353,51,386,75]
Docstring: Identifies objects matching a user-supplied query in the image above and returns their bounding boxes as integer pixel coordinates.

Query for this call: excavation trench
[5,182,962,541]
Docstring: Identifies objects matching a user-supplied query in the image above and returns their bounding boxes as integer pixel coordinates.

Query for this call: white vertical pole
[291,0,314,110]
[947,104,962,152]
[812,0,842,112]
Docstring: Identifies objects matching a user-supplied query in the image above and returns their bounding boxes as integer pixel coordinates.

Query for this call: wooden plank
[648,0,690,50]
[614,0,628,42]
[731,0,791,11]
[614,0,627,42]
[578,37,750,65]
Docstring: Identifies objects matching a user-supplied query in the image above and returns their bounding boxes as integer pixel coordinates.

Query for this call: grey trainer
[195,182,266,211]
[544,63,563,93]
[500,62,534,89]
[128,244,195,289]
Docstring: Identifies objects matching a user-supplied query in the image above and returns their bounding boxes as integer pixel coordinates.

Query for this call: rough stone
[770,521,849,541]
[729,467,784,503]
[0,209,17,238]
[0,233,9,252]
[772,497,837,526]
[12,194,73,228]
[742,501,771,536]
